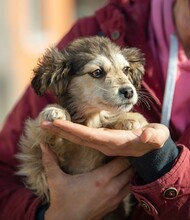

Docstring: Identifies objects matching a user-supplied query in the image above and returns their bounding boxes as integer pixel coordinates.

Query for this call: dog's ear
[122,48,145,88]
[31,47,71,96]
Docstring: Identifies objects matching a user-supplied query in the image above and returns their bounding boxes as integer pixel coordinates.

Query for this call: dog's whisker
[137,89,152,97]
[137,90,152,109]
[138,97,151,109]
[138,95,151,109]
[138,90,153,100]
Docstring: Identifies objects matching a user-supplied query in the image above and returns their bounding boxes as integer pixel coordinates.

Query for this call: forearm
[130,145,190,219]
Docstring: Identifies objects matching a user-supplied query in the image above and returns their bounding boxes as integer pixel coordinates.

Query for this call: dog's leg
[16,104,71,202]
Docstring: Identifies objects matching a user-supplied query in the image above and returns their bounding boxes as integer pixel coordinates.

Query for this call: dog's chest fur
[52,136,107,174]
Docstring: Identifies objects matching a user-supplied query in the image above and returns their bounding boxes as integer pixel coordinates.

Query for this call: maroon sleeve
[0,86,55,220]
[131,145,190,220]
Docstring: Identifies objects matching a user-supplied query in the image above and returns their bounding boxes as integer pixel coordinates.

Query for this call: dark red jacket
[1,0,190,219]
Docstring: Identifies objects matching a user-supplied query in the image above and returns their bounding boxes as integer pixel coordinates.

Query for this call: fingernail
[42,121,52,126]
[40,121,53,129]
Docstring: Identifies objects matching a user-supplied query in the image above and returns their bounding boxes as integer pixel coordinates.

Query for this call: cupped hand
[41,120,169,157]
[40,143,133,220]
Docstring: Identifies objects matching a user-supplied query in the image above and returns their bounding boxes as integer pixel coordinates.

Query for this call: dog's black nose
[119,87,134,99]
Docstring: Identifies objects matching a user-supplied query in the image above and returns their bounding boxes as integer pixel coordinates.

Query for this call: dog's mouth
[118,102,134,108]
[97,100,135,113]
[116,102,135,112]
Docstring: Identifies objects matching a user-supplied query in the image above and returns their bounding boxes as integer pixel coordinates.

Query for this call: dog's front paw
[114,119,141,130]
[113,112,148,130]
[39,105,71,122]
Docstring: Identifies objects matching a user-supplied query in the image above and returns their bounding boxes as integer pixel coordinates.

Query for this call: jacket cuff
[128,137,179,184]
[35,204,49,220]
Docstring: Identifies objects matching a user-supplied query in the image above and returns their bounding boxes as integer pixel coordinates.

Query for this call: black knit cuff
[128,137,179,184]
[36,204,49,220]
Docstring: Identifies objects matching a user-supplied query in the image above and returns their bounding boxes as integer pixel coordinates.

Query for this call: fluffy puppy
[16,36,148,219]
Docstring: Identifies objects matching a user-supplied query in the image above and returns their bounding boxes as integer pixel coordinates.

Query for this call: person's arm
[40,120,190,219]
[36,138,179,219]
[40,120,176,183]
[131,144,190,219]
[41,120,170,157]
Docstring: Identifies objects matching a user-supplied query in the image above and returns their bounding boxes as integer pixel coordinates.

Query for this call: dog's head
[32,36,145,113]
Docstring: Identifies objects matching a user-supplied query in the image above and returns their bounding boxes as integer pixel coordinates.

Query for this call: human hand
[41,120,169,157]
[40,143,133,220]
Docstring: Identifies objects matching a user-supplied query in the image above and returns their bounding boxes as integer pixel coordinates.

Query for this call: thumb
[40,143,65,182]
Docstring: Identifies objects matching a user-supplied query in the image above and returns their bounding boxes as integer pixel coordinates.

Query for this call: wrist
[128,137,179,184]
[36,204,49,220]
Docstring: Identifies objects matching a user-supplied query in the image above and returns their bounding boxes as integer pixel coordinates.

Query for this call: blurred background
[0,0,107,129]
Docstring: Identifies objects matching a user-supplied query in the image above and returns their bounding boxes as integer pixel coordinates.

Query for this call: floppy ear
[31,47,71,96]
[122,48,145,88]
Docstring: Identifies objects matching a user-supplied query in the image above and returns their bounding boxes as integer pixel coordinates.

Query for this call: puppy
[16,36,148,219]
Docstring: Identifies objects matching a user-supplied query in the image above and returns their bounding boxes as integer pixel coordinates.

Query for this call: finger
[140,123,169,147]
[51,120,141,155]
[52,120,128,145]
[110,168,134,209]
[41,122,111,153]
[104,168,133,209]
[41,121,118,153]
[113,167,134,197]
[41,120,141,156]
[113,167,134,188]
[93,157,131,180]
[117,184,132,206]
[41,121,92,146]
[40,143,67,182]
[41,122,86,144]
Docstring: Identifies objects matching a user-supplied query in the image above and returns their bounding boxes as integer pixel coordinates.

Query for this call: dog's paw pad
[39,106,71,122]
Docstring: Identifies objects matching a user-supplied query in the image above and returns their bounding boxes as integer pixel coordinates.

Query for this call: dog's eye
[90,69,104,79]
[123,66,130,75]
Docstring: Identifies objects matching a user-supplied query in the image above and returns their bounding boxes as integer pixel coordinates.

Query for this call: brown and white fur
[16,36,148,219]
